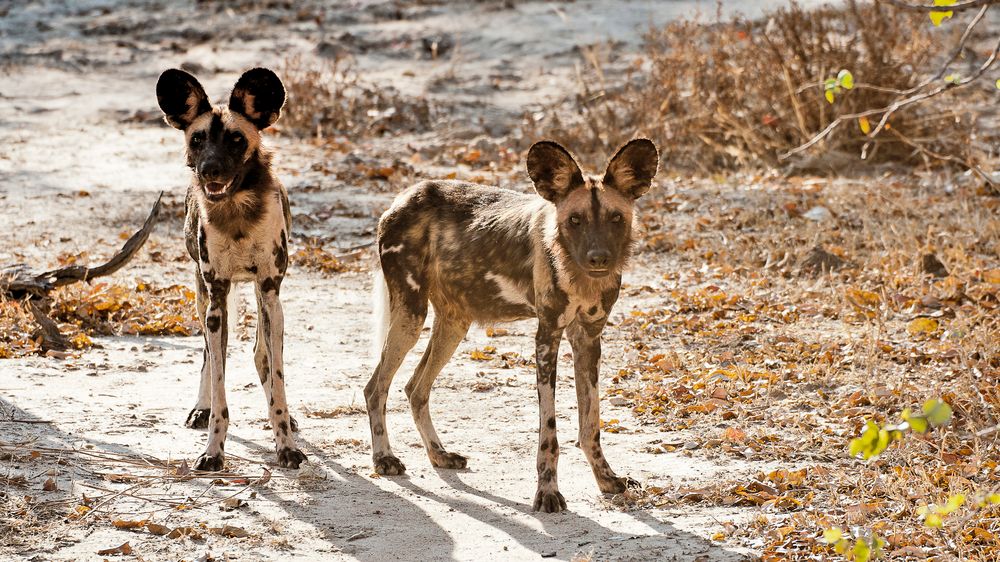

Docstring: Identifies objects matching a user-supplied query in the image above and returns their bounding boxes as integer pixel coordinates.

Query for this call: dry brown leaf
[96,542,132,556]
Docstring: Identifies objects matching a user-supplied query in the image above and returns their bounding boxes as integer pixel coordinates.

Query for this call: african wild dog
[367,139,658,511]
[156,68,306,470]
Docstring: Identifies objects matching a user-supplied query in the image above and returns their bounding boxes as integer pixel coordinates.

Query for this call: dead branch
[880,0,1000,11]
[0,191,163,300]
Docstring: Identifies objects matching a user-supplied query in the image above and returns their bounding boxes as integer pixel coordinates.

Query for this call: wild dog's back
[376,180,548,323]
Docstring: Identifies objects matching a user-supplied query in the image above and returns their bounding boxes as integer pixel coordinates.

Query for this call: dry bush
[280,55,434,139]
[530,1,987,172]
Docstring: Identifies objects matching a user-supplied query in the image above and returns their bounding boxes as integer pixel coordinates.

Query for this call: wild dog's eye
[569,215,581,226]
[230,133,245,144]
[610,212,623,223]
[190,133,204,147]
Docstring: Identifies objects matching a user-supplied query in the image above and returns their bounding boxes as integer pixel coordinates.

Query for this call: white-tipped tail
[372,269,391,361]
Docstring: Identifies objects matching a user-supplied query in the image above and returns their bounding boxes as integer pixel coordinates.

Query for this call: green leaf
[825,90,835,104]
[902,408,929,434]
[834,538,850,554]
[923,399,953,427]
[872,534,886,558]
[930,1,956,27]
[995,78,1000,89]
[824,78,838,90]
[823,528,843,544]
[854,537,872,562]
[940,493,965,515]
[944,73,961,84]
[838,69,854,90]
[982,492,1000,506]
[930,10,954,26]
[924,512,943,527]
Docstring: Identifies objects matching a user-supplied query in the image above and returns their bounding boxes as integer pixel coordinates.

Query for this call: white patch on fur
[485,272,529,306]
[406,273,420,292]
[372,269,390,360]
[381,243,404,255]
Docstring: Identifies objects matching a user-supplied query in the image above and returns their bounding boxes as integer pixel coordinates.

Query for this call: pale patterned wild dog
[367,139,659,512]
[156,68,306,470]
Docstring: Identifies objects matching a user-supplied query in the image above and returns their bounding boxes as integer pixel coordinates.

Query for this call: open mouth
[202,181,230,201]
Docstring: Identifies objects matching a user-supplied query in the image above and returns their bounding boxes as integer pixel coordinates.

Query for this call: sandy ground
[0,1,824,560]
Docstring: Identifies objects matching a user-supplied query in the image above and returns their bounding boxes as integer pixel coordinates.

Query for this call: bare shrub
[280,55,434,139]
[528,1,988,172]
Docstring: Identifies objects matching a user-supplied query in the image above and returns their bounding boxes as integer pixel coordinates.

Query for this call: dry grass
[279,55,434,140]
[607,170,1000,558]
[528,1,990,173]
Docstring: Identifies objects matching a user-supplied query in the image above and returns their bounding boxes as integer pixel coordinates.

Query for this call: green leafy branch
[824,69,855,104]
[823,528,885,562]
[849,399,952,460]
[781,0,1000,190]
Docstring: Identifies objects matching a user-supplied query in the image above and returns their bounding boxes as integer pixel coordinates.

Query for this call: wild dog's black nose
[199,160,223,179]
[587,250,611,269]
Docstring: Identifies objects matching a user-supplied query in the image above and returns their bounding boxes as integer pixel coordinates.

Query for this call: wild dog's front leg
[186,272,212,429]
[194,274,230,471]
[533,322,566,512]
[567,321,638,494]
[257,279,306,469]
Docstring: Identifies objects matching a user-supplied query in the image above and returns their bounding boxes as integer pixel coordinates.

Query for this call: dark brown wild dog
[156,68,305,470]
[367,139,658,511]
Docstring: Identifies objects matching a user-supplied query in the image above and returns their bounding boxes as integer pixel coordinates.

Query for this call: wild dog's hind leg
[533,321,567,512]
[567,321,638,494]
[194,273,230,471]
[257,278,306,469]
[365,282,427,476]
[405,314,470,469]
[185,272,212,429]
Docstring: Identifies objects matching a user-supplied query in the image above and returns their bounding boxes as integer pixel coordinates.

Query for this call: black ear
[156,69,211,130]
[229,68,285,130]
[604,139,659,199]
[526,141,584,202]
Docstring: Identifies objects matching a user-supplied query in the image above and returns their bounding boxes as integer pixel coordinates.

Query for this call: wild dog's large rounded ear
[156,69,211,130]
[526,141,584,202]
[604,138,659,199]
[229,68,285,130]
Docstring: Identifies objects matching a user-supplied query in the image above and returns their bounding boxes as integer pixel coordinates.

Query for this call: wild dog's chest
[200,198,287,282]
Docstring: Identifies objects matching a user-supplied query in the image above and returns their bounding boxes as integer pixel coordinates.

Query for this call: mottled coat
[157,67,305,471]
[367,139,659,512]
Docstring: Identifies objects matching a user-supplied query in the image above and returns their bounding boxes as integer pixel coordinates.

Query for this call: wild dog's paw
[194,452,224,472]
[185,408,211,429]
[532,488,567,513]
[430,451,467,470]
[598,475,642,494]
[373,454,406,476]
[277,447,307,469]
[289,415,299,433]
